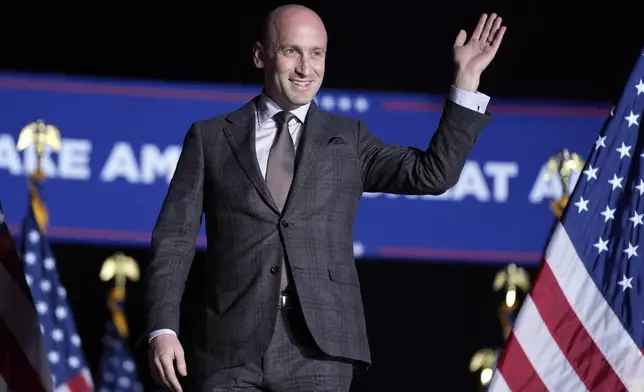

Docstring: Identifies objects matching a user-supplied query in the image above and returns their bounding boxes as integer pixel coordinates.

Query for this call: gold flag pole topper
[493,264,531,340]
[16,119,62,232]
[100,252,140,338]
[469,348,498,388]
[544,149,585,220]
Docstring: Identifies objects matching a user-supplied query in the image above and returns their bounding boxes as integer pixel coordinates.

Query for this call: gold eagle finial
[544,149,585,219]
[494,264,531,339]
[100,252,140,293]
[493,264,530,308]
[17,120,62,171]
[544,149,585,186]
[469,348,498,386]
[16,119,63,232]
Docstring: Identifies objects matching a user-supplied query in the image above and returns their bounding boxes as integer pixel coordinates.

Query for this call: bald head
[253,4,327,110]
[260,5,327,51]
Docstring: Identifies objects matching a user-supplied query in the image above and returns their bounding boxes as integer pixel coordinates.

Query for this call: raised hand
[452,13,506,92]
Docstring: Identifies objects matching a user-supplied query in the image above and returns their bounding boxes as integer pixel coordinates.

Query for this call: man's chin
[287,93,316,106]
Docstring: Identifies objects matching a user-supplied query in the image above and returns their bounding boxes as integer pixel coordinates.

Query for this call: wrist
[452,71,480,93]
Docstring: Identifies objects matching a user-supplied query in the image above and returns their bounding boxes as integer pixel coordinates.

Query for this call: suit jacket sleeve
[144,122,204,336]
[359,98,491,194]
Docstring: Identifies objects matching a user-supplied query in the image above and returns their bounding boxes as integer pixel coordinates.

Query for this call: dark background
[2,2,642,391]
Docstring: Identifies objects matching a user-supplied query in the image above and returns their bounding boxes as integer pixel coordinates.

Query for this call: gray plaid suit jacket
[143,95,491,374]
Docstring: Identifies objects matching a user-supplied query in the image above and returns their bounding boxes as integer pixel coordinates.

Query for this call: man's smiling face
[253,5,327,110]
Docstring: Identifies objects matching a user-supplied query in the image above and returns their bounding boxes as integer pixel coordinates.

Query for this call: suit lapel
[283,101,331,211]
[223,97,280,214]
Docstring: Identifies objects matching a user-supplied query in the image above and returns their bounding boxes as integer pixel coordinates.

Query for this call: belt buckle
[279,291,293,310]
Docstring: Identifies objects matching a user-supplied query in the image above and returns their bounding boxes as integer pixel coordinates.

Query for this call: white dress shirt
[148,86,490,342]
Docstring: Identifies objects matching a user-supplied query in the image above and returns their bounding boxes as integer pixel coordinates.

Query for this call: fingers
[481,26,506,60]
[479,13,499,43]
[149,354,163,386]
[153,356,171,388]
[161,353,183,392]
[490,26,507,50]
[176,346,187,377]
[471,14,488,41]
[471,13,505,46]
[487,16,503,46]
[150,362,162,386]
[453,29,467,48]
[150,349,185,392]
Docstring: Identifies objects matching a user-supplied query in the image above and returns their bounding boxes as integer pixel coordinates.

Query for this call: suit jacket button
[270,266,280,275]
[281,220,289,228]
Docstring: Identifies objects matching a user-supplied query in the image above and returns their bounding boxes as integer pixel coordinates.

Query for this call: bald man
[144,5,506,392]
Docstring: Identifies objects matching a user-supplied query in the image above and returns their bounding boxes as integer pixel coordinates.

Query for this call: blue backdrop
[0,72,611,264]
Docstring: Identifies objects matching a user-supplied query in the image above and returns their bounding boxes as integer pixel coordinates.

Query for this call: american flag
[488,48,644,391]
[95,290,143,392]
[0,200,53,392]
[19,197,94,392]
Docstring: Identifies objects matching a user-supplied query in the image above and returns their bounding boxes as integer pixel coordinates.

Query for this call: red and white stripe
[488,222,644,391]
[54,368,93,392]
[0,249,53,392]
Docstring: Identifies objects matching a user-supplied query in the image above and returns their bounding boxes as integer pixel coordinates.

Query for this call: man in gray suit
[145,4,506,392]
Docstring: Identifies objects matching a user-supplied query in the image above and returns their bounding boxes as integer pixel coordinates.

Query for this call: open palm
[454,13,506,77]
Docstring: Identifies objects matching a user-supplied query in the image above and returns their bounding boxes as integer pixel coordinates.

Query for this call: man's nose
[295,56,311,75]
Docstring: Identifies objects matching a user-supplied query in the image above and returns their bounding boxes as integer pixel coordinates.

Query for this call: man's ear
[253,41,264,69]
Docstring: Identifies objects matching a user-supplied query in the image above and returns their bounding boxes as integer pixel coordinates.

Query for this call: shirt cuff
[149,329,177,342]
[448,86,490,114]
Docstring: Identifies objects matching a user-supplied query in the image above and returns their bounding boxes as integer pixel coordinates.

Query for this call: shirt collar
[257,93,311,126]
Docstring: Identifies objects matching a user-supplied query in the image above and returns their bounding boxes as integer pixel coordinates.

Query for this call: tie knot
[274,111,296,126]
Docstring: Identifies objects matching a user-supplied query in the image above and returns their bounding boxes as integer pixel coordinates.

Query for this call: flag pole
[14,119,94,391]
[99,252,140,338]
